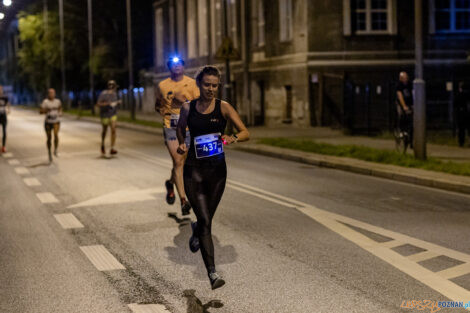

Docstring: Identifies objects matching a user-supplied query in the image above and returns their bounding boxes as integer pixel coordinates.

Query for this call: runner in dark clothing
[176,66,250,290]
[0,85,10,153]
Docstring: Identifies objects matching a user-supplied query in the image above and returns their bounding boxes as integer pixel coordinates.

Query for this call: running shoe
[181,199,191,216]
[110,148,118,155]
[54,150,59,157]
[101,146,105,155]
[165,180,175,205]
[189,222,199,253]
[1,146,5,153]
[208,271,225,290]
[48,150,53,163]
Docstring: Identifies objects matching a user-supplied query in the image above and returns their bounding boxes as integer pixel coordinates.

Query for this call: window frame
[343,0,397,36]
[279,0,293,42]
[197,0,209,56]
[430,0,470,34]
[187,0,198,59]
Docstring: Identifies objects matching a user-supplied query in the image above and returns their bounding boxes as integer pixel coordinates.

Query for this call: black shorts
[45,122,60,132]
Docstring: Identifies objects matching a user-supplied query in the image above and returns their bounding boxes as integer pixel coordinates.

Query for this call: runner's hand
[222,135,236,145]
[177,143,187,155]
[172,92,187,106]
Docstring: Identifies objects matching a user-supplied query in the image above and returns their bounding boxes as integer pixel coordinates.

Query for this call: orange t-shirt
[158,75,199,128]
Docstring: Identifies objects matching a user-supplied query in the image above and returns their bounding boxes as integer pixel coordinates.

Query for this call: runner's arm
[155,86,165,115]
[176,102,190,153]
[396,91,409,112]
[6,101,10,114]
[220,101,250,144]
[39,100,47,114]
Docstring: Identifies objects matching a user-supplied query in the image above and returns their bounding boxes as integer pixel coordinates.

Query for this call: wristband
[231,134,239,143]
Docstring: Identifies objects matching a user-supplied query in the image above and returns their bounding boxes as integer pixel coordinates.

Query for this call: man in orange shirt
[155,56,199,215]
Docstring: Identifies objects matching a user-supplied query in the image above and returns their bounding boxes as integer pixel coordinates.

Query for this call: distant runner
[0,85,10,153]
[97,80,121,157]
[155,56,199,215]
[40,88,62,162]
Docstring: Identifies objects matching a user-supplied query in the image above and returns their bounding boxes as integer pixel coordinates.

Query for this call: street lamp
[58,0,67,108]
[414,0,426,159]
[0,13,4,20]
[3,0,12,7]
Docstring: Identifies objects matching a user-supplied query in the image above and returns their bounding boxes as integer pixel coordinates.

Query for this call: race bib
[194,133,224,159]
[170,114,180,128]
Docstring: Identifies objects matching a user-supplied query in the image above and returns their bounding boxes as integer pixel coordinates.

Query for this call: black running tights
[183,161,227,273]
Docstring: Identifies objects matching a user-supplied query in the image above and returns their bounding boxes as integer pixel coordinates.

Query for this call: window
[433,0,470,33]
[155,8,164,66]
[279,0,293,42]
[187,0,197,58]
[346,0,396,35]
[228,0,239,49]
[211,0,223,53]
[353,0,387,32]
[258,0,266,46]
[197,0,209,56]
[251,0,265,47]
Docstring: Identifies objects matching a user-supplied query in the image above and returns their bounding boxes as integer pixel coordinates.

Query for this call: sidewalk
[64,109,470,195]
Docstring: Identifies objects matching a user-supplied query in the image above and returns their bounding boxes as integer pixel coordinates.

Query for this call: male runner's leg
[101,122,108,154]
[166,138,187,201]
[53,123,60,156]
[110,117,117,154]
[45,123,53,162]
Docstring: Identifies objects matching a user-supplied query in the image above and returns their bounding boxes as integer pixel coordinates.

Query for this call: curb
[234,144,470,196]
[60,110,470,196]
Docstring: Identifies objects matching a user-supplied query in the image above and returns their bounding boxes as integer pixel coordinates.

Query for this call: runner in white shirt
[40,88,63,163]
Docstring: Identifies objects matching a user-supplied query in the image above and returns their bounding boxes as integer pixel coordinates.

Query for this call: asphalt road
[1,108,470,313]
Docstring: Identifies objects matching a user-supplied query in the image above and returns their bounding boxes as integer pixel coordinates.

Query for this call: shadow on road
[27,161,51,168]
[165,212,238,280]
[183,289,223,313]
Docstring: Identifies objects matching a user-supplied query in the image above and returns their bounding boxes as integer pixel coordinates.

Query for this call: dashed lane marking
[2,152,13,158]
[23,177,41,187]
[54,213,84,229]
[8,159,20,165]
[15,167,30,175]
[124,148,470,307]
[80,245,125,271]
[128,303,170,313]
[36,192,60,204]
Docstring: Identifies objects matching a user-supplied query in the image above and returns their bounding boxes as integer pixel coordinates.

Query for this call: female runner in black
[176,66,249,289]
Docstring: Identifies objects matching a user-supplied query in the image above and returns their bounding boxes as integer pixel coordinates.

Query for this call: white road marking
[438,263,470,280]
[15,167,30,175]
[380,240,403,248]
[67,187,166,209]
[2,152,13,158]
[54,213,84,229]
[128,303,170,313]
[8,159,20,165]
[80,245,125,271]
[36,192,60,204]
[227,179,470,308]
[408,251,440,262]
[23,177,41,187]
[124,148,470,306]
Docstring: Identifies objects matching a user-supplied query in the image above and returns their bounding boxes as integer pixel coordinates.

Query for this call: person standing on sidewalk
[454,82,470,147]
[0,85,10,153]
[97,80,121,157]
[40,88,63,163]
[396,71,414,148]
[155,56,199,216]
[176,66,250,289]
